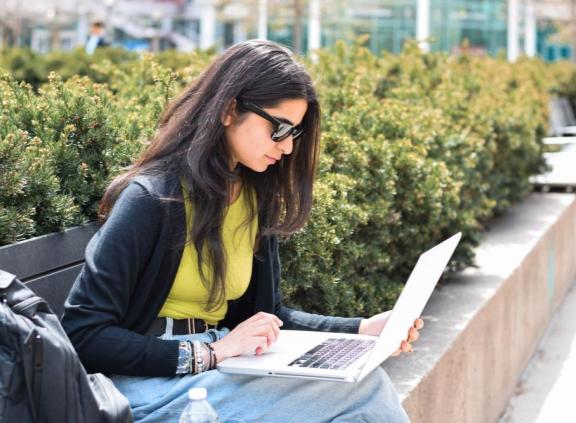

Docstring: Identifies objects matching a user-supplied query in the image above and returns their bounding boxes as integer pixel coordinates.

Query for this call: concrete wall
[383,193,576,423]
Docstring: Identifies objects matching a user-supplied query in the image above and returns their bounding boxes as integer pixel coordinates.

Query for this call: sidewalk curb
[383,193,576,423]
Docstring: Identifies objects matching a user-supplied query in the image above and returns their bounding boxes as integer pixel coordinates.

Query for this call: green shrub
[0,43,569,316]
[0,47,211,89]
[280,41,551,314]
[0,83,81,244]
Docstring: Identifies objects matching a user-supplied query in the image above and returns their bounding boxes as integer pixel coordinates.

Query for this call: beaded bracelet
[205,342,218,369]
[189,341,196,374]
[193,340,205,373]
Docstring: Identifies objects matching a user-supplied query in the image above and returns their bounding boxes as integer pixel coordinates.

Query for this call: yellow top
[158,187,258,325]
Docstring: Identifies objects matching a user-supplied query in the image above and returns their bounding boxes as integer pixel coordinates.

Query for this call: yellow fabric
[158,187,257,325]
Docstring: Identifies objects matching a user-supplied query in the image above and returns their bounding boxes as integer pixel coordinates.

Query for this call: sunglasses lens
[272,124,293,142]
[272,125,304,142]
[292,127,303,140]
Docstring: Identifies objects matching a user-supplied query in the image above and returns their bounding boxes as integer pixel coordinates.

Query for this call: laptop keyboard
[288,338,376,370]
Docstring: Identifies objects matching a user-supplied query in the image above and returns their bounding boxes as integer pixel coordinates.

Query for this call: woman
[62,40,420,423]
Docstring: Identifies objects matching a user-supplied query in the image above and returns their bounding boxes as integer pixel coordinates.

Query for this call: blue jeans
[111,329,410,423]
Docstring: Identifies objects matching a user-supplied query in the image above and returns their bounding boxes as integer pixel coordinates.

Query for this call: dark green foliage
[0,44,568,316]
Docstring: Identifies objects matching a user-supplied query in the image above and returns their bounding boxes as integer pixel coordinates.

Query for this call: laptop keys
[288,338,376,370]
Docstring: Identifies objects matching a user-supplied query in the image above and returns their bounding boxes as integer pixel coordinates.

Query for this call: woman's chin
[245,162,272,173]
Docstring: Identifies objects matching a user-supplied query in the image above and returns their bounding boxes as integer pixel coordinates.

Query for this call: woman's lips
[265,155,278,164]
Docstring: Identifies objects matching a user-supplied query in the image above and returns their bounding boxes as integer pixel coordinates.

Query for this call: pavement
[499,281,576,423]
[531,139,576,191]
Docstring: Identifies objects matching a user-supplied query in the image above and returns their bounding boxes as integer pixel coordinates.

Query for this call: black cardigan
[62,174,361,377]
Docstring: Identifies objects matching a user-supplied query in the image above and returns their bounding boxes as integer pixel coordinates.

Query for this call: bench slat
[0,223,98,280]
[25,264,85,318]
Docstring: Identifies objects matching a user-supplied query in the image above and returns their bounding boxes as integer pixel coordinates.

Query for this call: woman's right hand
[210,312,283,361]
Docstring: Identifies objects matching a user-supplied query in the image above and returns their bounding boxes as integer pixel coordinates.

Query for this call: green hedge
[1,43,572,316]
[0,47,211,89]
[281,42,556,315]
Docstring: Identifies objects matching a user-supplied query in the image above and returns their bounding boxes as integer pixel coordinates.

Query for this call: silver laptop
[217,232,462,383]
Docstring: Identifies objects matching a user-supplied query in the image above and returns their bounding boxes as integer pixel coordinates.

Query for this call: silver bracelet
[193,340,205,373]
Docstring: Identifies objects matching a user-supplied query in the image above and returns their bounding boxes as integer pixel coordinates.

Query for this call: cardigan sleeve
[268,236,363,334]
[62,181,180,376]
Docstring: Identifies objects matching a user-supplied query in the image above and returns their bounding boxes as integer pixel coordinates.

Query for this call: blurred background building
[0,0,574,61]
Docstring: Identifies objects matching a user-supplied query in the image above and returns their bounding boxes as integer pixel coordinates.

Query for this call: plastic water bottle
[179,388,220,423]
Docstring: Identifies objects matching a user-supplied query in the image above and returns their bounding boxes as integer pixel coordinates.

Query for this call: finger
[253,336,268,355]
[391,349,401,357]
[238,313,278,333]
[400,340,412,353]
[248,321,280,346]
[255,315,281,334]
[249,312,284,330]
[249,317,280,334]
[265,324,278,348]
[250,312,273,324]
[408,328,420,343]
[236,313,264,329]
[274,315,284,327]
[272,319,281,342]
[414,319,424,330]
[259,312,284,327]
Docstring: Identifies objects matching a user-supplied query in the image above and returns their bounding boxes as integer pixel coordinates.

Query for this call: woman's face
[224,98,308,172]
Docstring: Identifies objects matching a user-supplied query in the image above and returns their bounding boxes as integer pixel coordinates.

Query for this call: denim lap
[111,329,410,423]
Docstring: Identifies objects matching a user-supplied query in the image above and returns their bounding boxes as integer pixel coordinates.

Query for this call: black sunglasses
[239,101,304,142]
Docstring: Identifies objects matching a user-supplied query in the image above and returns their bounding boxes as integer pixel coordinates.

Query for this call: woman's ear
[222,98,238,127]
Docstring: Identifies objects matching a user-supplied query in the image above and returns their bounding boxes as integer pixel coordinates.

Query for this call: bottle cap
[188,388,207,400]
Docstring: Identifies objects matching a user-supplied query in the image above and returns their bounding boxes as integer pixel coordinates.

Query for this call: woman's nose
[277,137,294,156]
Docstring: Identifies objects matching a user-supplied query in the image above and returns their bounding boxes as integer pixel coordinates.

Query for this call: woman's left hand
[358,311,424,355]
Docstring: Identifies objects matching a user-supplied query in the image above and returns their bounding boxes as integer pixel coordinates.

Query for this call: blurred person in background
[85,21,109,54]
[62,40,420,423]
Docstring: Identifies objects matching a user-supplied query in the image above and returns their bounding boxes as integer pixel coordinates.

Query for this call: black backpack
[0,270,133,423]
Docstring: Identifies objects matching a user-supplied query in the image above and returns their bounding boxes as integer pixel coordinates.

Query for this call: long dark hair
[99,40,320,310]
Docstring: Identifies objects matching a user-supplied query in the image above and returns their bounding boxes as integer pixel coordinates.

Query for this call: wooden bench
[0,223,99,317]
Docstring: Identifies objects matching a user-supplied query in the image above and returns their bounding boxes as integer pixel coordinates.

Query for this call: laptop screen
[357,232,461,381]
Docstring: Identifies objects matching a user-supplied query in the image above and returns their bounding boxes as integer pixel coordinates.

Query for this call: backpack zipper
[12,297,44,314]
[24,329,44,420]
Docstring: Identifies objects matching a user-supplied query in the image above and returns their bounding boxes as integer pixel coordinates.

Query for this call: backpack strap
[0,269,16,289]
